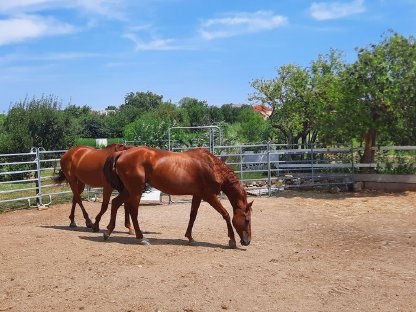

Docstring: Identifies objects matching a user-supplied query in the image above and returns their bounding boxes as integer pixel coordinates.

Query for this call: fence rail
[1,145,415,210]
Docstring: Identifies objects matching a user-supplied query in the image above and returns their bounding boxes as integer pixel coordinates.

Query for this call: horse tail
[103,153,124,192]
[52,169,67,184]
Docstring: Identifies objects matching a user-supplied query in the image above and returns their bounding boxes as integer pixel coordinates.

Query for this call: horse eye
[245,219,250,225]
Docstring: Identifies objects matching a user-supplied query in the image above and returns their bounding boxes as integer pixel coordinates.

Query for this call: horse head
[232,200,253,246]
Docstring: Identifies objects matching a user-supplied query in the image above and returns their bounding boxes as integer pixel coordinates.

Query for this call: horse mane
[106,143,133,152]
[192,148,241,190]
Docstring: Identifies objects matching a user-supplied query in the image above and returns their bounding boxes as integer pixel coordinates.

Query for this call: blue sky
[0,0,415,113]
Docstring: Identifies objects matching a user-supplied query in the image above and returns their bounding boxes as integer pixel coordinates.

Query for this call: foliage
[237,106,270,143]
[119,91,164,123]
[179,97,210,126]
[1,96,77,153]
[124,113,170,147]
[250,64,319,145]
[337,32,416,162]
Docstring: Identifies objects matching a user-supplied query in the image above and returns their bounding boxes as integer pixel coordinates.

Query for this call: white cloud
[309,0,366,20]
[0,15,76,46]
[0,0,127,19]
[199,11,288,40]
[123,32,186,51]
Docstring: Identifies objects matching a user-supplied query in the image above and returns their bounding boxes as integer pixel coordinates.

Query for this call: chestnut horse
[103,146,252,248]
[53,144,134,233]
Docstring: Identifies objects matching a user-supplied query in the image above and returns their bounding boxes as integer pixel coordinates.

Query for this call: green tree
[309,49,347,144]
[237,106,270,143]
[250,64,317,146]
[120,91,164,123]
[179,97,210,126]
[80,114,108,138]
[208,106,224,124]
[104,113,128,138]
[124,113,170,147]
[220,104,244,123]
[340,32,416,163]
[1,96,77,152]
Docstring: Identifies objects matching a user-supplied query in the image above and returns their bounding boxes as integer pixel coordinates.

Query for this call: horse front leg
[185,196,202,244]
[68,180,92,228]
[205,195,237,249]
[69,198,77,228]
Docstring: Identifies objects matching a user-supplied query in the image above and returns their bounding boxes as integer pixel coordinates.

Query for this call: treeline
[0,31,415,164]
[0,93,268,153]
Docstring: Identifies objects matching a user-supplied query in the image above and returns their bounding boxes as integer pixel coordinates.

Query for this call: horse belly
[74,162,105,187]
[149,173,204,196]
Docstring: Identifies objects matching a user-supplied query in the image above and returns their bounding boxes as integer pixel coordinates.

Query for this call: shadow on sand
[78,234,240,250]
[40,225,160,236]
[40,224,239,250]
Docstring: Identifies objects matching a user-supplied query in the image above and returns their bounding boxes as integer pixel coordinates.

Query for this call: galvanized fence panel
[0,148,72,210]
[1,145,415,210]
[0,149,39,206]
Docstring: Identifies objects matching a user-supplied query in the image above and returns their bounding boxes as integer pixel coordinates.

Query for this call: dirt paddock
[1,191,415,312]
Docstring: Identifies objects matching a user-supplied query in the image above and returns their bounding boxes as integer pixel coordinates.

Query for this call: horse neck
[222,181,246,212]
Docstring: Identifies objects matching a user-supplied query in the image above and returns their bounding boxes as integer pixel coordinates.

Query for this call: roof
[252,105,272,118]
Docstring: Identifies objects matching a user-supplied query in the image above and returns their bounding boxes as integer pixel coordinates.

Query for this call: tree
[119,91,164,123]
[220,104,244,124]
[124,113,170,147]
[208,106,224,124]
[237,106,270,143]
[250,64,318,146]
[309,49,347,144]
[179,97,210,126]
[340,32,416,163]
[1,96,77,152]
[80,114,108,138]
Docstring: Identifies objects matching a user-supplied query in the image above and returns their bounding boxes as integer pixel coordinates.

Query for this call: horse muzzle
[240,239,251,246]
[240,232,251,246]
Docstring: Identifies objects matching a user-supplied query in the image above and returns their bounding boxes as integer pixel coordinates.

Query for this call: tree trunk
[361,129,377,172]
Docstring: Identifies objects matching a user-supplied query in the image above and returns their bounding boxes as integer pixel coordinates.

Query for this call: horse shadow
[78,234,239,250]
[41,225,244,250]
[40,225,160,236]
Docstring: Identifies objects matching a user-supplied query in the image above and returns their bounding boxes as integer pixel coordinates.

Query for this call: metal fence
[1,145,415,210]
[0,148,71,210]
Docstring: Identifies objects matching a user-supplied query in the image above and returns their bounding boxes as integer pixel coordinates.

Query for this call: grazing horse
[53,144,134,233]
[103,146,252,248]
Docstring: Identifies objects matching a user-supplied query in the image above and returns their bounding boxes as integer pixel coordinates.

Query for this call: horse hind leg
[92,185,112,232]
[127,189,150,245]
[104,190,129,240]
[68,180,93,228]
[185,196,202,244]
[124,203,135,235]
[77,182,93,228]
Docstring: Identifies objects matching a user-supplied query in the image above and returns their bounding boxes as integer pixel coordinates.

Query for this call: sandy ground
[0,191,415,312]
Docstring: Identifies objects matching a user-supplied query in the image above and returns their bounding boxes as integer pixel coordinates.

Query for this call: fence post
[310,144,315,185]
[34,148,43,207]
[267,141,271,196]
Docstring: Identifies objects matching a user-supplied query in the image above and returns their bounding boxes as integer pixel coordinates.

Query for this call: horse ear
[247,200,253,211]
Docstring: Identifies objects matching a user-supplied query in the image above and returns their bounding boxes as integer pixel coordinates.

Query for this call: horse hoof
[138,238,150,245]
[86,221,93,228]
[92,225,100,233]
[103,232,110,241]
[128,229,135,235]
[69,222,77,228]
[228,239,237,249]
